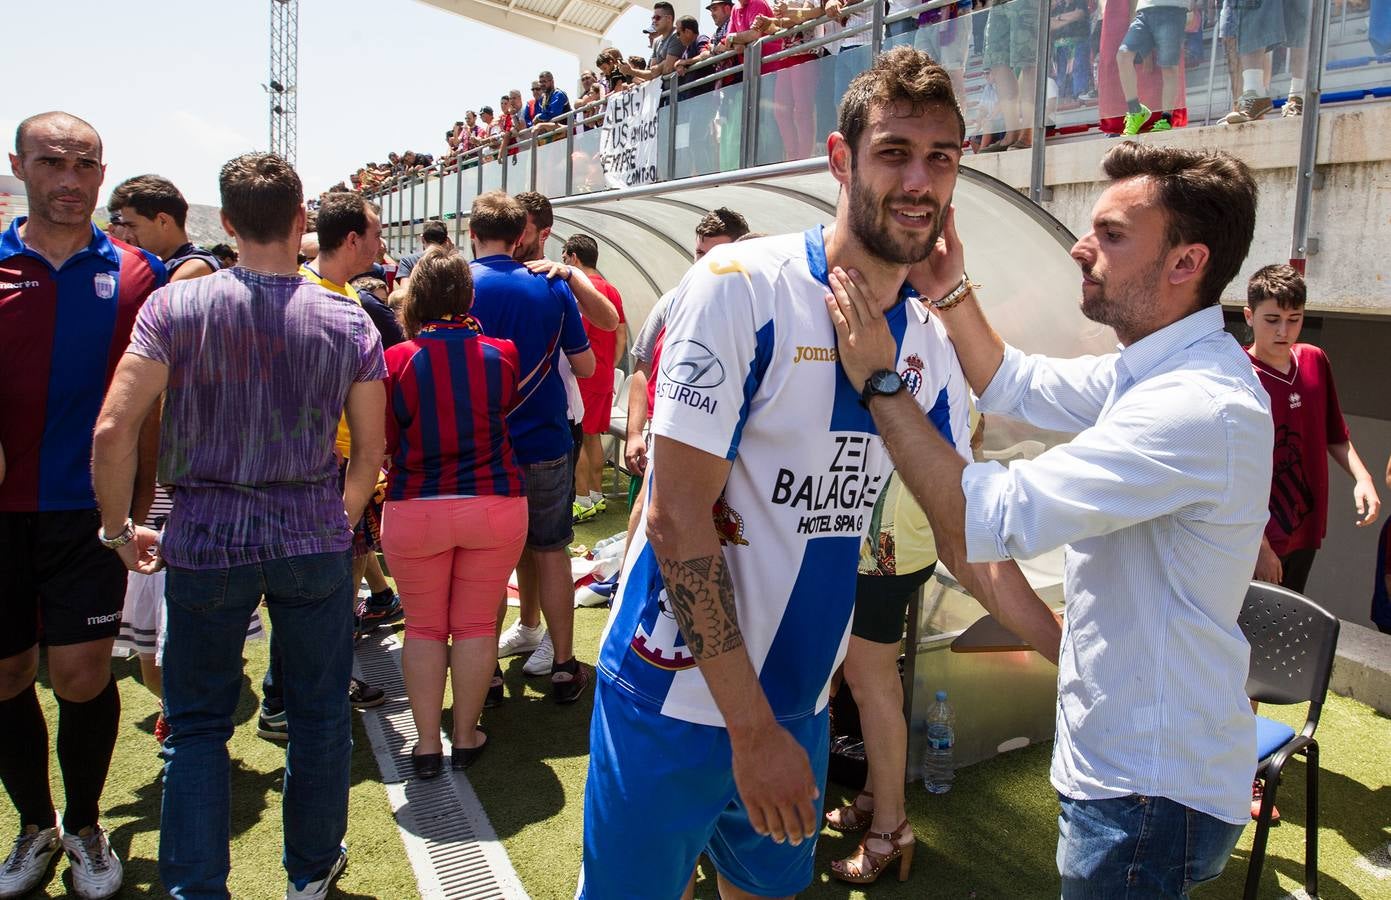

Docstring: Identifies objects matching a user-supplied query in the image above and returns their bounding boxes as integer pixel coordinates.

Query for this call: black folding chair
[1237,581,1340,899]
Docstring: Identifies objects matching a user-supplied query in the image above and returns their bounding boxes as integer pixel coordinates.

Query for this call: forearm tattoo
[658,554,743,661]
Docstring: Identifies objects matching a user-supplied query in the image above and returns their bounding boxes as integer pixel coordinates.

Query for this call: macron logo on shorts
[86,612,122,626]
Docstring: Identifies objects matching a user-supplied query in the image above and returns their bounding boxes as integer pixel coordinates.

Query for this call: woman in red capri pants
[381,248,528,779]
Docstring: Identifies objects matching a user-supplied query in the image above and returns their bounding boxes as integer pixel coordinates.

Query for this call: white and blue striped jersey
[597,227,972,727]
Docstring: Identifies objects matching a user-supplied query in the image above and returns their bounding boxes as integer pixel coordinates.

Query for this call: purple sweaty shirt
[126,268,386,569]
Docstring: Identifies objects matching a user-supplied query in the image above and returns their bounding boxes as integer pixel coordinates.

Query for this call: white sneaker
[498,621,545,658]
[523,633,555,676]
[285,845,347,899]
[61,825,122,900]
[0,825,59,898]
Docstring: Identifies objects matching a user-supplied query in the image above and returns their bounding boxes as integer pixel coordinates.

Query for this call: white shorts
[112,569,265,662]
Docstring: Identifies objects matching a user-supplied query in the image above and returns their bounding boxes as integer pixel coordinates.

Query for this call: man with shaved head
[0,110,162,898]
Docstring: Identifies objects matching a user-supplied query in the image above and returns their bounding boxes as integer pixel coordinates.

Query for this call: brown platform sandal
[830,819,914,885]
[824,790,874,832]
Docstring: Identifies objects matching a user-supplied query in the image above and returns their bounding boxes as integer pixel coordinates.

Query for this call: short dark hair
[514,191,554,231]
[696,207,749,240]
[562,233,599,268]
[421,219,450,245]
[839,45,965,155]
[402,247,474,338]
[470,191,527,244]
[108,174,189,228]
[1101,142,1257,309]
[480,105,494,115]
[208,242,237,262]
[219,152,303,244]
[316,192,377,254]
[1247,264,1306,311]
[677,15,700,34]
[654,2,675,15]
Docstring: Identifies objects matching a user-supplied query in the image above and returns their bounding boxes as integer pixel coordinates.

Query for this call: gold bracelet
[930,274,975,311]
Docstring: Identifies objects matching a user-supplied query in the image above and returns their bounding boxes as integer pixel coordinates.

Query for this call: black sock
[553,657,578,675]
[56,676,119,834]
[1160,111,1172,123]
[0,682,55,831]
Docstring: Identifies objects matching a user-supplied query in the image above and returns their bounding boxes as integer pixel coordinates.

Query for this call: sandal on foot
[830,819,914,885]
[824,791,874,833]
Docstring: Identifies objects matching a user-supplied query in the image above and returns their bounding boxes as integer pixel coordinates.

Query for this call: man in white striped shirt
[826,141,1269,898]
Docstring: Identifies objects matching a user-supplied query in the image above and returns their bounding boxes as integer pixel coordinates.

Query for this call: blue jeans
[160,551,355,899]
[1057,794,1243,898]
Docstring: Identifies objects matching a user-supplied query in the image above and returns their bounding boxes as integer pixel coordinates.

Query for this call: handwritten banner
[598,79,663,189]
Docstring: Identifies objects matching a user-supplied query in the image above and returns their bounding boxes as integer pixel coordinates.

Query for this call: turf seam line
[355,631,530,899]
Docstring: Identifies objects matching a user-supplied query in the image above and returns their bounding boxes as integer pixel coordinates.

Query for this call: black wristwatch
[859,369,904,408]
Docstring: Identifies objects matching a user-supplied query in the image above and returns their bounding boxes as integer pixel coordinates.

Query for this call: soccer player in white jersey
[578,47,1061,900]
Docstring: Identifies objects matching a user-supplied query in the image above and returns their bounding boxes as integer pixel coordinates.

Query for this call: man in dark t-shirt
[393,219,452,290]
[109,174,221,281]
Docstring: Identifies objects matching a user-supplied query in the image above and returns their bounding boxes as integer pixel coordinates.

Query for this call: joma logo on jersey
[662,339,726,388]
[793,345,837,363]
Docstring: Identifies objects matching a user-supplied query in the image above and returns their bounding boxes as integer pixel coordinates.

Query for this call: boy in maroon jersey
[1244,264,1381,592]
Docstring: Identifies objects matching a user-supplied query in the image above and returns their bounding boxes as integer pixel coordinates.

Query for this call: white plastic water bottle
[922,690,956,794]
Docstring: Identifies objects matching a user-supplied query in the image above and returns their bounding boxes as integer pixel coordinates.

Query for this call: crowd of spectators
[322,0,1385,190]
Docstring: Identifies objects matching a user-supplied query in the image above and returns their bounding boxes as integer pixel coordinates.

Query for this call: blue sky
[3,0,669,206]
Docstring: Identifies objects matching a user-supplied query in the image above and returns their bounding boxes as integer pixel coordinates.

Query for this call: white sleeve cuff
[975,344,1027,414]
[962,460,1012,563]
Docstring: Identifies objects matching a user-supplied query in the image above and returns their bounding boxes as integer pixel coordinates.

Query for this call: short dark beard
[1080,256,1167,344]
[847,170,944,266]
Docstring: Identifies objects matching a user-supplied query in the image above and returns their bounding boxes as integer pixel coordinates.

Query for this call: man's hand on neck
[822,222,909,314]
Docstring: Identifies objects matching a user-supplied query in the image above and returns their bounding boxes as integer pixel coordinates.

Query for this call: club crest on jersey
[93,272,116,300]
[713,495,749,547]
[630,589,698,670]
[1289,392,1302,409]
[900,353,924,397]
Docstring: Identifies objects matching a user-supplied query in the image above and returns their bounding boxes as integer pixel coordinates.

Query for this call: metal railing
[368,0,1377,269]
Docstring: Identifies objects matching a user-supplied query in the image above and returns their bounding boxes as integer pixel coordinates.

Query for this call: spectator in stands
[598,48,633,93]
[94,150,385,899]
[469,192,595,706]
[1116,0,1193,134]
[381,247,527,779]
[562,234,626,523]
[532,70,573,136]
[720,0,778,165]
[524,80,545,127]
[108,174,222,281]
[208,242,238,269]
[396,219,453,291]
[479,105,500,158]
[981,0,1041,151]
[622,2,684,82]
[1222,0,1311,122]
[1050,0,1091,107]
[578,70,606,111]
[1372,0,1391,56]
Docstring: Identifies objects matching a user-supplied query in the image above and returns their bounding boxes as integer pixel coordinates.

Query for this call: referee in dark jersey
[0,111,165,898]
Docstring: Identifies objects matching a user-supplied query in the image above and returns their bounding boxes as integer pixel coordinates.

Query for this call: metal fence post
[741,40,764,170]
[565,112,576,197]
[1289,0,1330,270]
[455,159,464,244]
[530,134,539,192]
[667,76,681,183]
[1029,0,1052,204]
[871,0,884,55]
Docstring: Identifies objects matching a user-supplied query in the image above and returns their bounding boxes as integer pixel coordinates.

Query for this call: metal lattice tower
[267,0,299,165]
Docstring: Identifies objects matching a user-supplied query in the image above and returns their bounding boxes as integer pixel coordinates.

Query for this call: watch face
[871,370,904,394]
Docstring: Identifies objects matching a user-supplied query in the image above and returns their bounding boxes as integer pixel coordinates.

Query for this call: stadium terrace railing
[368,0,1387,271]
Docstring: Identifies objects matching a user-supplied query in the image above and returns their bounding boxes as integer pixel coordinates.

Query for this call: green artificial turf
[0,637,419,899]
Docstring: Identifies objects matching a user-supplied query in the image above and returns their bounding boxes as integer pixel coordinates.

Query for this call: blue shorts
[578,679,830,900]
[1120,6,1189,68]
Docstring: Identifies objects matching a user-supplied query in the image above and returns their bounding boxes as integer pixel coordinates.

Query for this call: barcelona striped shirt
[384,320,525,501]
